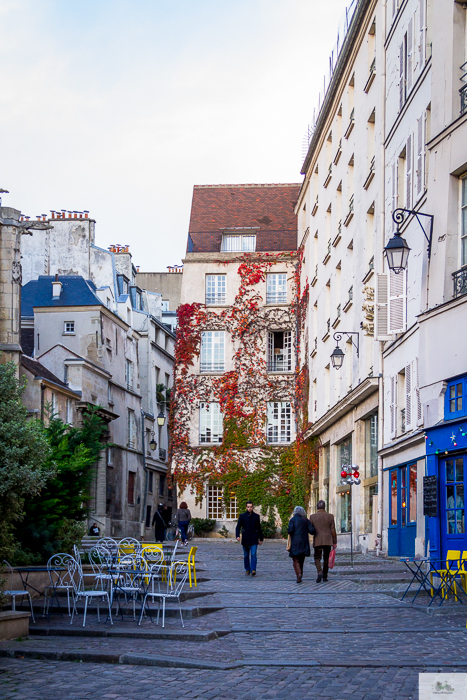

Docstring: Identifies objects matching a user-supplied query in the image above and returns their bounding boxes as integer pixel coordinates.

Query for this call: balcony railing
[363,156,375,189]
[453,266,467,298]
[266,291,287,304]
[267,357,292,373]
[460,62,467,115]
[344,108,355,138]
[200,362,225,373]
[205,293,226,305]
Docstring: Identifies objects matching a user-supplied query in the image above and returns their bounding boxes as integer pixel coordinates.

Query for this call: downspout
[376,0,388,556]
[140,409,149,539]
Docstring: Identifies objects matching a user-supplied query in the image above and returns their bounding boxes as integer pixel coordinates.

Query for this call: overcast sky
[1,0,349,271]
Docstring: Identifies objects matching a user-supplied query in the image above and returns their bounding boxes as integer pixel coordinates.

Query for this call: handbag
[328,545,337,570]
[286,534,292,552]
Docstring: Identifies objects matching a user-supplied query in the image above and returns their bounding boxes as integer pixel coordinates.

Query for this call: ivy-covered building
[171,183,315,536]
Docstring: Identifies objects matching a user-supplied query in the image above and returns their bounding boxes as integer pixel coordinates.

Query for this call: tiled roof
[21,354,70,390]
[187,183,301,253]
[21,276,103,316]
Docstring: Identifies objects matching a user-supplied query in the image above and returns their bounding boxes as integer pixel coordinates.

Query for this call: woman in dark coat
[287,506,315,583]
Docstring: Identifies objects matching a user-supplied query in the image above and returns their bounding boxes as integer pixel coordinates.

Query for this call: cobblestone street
[1,541,467,699]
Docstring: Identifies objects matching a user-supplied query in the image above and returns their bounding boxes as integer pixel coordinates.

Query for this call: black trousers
[292,554,306,579]
[314,545,331,577]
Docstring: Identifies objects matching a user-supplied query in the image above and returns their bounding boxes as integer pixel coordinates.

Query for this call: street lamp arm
[333,331,359,357]
[392,208,434,258]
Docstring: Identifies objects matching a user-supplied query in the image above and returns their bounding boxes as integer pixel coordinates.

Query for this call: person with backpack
[309,500,337,583]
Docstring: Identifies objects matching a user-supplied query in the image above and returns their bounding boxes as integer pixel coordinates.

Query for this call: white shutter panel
[284,330,292,371]
[392,0,396,19]
[415,356,423,425]
[267,331,274,370]
[399,41,405,110]
[407,19,413,92]
[390,375,397,439]
[406,134,412,209]
[416,116,423,197]
[388,269,406,334]
[405,362,412,431]
[267,403,278,442]
[413,9,419,74]
[418,0,425,67]
[375,274,391,340]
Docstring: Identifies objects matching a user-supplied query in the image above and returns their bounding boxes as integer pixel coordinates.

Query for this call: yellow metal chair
[459,551,467,594]
[174,546,198,588]
[430,550,461,600]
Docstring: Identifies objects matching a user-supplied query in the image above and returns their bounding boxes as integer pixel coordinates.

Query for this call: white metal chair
[2,560,35,623]
[96,538,119,560]
[88,546,114,589]
[43,553,76,617]
[117,537,141,560]
[67,556,113,627]
[112,555,144,620]
[139,562,189,627]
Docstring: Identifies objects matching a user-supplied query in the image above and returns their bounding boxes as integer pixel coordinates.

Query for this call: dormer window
[221,233,256,252]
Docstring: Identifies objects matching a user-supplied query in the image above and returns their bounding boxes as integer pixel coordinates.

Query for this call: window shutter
[406,133,412,209]
[284,330,292,371]
[267,331,274,369]
[388,269,406,334]
[418,0,425,67]
[407,18,413,93]
[399,41,405,110]
[375,273,391,340]
[415,356,423,425]
[416,116,424,197]
[405,362,413,431]
[390,375,397,439]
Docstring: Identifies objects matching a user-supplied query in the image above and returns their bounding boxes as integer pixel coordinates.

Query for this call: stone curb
[29,627,226,641]
[2,648,467,671]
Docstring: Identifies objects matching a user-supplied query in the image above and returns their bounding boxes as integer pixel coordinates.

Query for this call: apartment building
[297,0,383,552]
[172,183,300,534]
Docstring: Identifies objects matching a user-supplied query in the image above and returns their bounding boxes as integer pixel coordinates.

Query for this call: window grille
[207,485,224,519]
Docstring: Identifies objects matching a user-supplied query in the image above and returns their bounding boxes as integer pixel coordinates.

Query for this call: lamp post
[330,332,359,369]
[339,464,361,568]
[384,207,434,273]
[157,410,166,427]
[149,432,157,451]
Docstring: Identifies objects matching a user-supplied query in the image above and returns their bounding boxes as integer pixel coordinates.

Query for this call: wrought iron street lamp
[384,207,434,273]
[330,332,359,369]
[149,431,157,451]
[157,410,166,427]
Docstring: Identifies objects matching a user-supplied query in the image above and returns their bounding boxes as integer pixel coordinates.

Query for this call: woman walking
[287,506,315,583]
[177,501,191,546]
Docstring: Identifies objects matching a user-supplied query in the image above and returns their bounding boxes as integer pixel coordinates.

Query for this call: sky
[0,0,349,271]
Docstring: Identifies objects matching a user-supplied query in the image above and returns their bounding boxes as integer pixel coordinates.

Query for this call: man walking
[309,500,337,583]
[152,504,169,542]
[236,501,263,576]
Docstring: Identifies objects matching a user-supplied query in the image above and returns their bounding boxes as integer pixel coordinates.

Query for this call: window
[267,402,292,443]
[445,458,464,534]
[161,300,169,312]
[127,409,136,448]
[146,428,151,455]
[365,483,378,532]
[127,471,136,504]
[107,446,113,466]
[108,383,113,405]
[199,402,223,443]
[200,331,224,373]
[159,474,166,497]
[375,270,407,338]
[445,376,467,419]
[221,233,256,252]
[63,321,75,334]
[148,471,154,493]
[225,492,238,519]
[338,435,352,474]
[266,273,287,304]
[324,444,330,478]
[390,470,398,525]
[66,399,72,425]
[365,414,378,478]
[206,275,226,305]
[461,178,467,266]
[125,359,134,390]
[207,485,223,519]
[267,331,292,372]
[51,392,57,418]
[338,491,352,533]
[145,505,152,528]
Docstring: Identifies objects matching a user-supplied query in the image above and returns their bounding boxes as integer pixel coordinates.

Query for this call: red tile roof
[187,183,301,253]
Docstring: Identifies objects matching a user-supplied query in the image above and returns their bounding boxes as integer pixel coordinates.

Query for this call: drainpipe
[140,409,150,539]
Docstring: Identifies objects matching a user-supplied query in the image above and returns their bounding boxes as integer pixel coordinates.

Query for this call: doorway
[388,463,417,556]
[439,455,466,559]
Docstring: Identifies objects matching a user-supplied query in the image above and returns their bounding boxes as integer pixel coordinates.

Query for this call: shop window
[365,414,378,477]
[445,376,467,420]
[338,490,352,533]
[323,444,330,478]
[338,435,352,475]
[365,483,378,533]
[445,458,465,534]
[390,469,398,526]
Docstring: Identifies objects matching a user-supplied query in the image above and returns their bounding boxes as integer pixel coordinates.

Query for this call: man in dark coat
[152,504,169,542]
[287,506,315,583]
[235,501,264,576]
[309,500,337,583]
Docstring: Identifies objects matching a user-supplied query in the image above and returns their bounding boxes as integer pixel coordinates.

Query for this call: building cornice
[427,110,467,153]
[416,293,467,323]
[304,377,379,439]
[379,429,425,458]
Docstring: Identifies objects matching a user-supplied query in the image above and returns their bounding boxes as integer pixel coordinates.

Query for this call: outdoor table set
[400,555,467,606]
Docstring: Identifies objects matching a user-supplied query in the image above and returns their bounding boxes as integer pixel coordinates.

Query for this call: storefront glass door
[388,464,417,556]
[440,456,467,558]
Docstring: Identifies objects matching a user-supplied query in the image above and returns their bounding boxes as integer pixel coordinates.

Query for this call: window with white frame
[199,402,223,443]
[266,273,287,304]
[107,445,113,466]
[206,484,238,519]
[66,399,72,425]
[267,331,292,372]
[267,402,292,443]
[127,409,136,448]
[51,392,57,417]
[200,331,224,373]
[225,492,238,519]
[63,321,75,334]
[461,177,467,266]
[221,233,256,252]
[206,275,226,305]
[125,359,134,390]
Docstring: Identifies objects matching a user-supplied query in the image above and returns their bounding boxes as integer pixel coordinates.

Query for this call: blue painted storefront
[425,375,467,562]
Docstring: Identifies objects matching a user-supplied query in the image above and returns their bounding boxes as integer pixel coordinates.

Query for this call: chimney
[52,273,63,300]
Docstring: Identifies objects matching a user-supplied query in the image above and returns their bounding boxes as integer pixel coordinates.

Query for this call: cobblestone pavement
[1,540,467,699]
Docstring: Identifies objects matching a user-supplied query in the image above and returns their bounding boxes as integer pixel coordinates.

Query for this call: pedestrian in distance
[287,506,316,583]
[152,503,169,542]
[89,522,100,536]
[177,501,191,546]
[309,500,337,583]
[236,501,264,576]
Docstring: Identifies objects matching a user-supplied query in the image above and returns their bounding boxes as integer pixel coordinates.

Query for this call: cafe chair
[2,560,35,623]
[68,555,113,628]
[431,550,461,600]
[174,546,198,588]
[139,562,189,628]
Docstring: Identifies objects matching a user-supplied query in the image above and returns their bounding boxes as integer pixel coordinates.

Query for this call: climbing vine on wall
[168,250,318,533]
